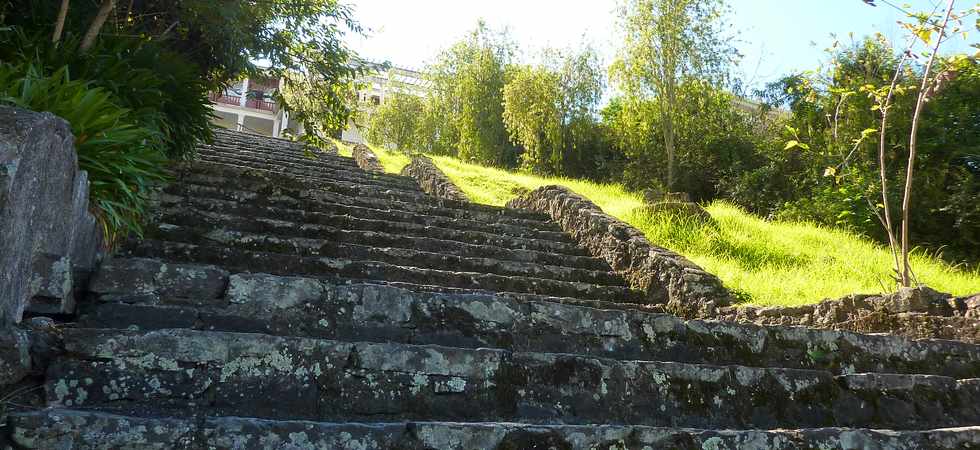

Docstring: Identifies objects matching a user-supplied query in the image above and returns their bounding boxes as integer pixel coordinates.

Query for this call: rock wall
[702,287,980,343]
[351,144,384,173]
[0,106,103,325]
[507,185,731,310]
[400,155,469,202]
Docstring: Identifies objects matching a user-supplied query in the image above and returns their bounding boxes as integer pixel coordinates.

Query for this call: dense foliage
[610,0,738,191]
[503,47,606,176]
[0,63,167,240]
[742,37,980,263]
[368,25,620,179]
[0,0,364,240]
[364,12,978,267]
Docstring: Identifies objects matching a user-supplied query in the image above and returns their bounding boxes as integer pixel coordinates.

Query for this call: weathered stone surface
[8,409,980,450]
[88,257,229,305]
[706,287,980,343]
[25,253,75,315]
[17,129,980,444]
[352,143,385,173]
[42,327,980,429]
[400,154,469,202]
[0,327,31,387]
[8,409,198,449]
[81,264,980,379]
[0,106,103,324]
[507,185,730,310]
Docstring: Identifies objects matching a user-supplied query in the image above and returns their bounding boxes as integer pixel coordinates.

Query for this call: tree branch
[899,0,955,286]
[80,0,117,53]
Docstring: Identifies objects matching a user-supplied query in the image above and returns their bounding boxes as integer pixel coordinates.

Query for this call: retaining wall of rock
[400,155,469,202]
[703,287,980,343]
[0,106,103,324]
[506,185,730,310]
[351,144,384,173]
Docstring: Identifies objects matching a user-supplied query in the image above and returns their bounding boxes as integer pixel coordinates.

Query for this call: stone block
[0,106,103,324]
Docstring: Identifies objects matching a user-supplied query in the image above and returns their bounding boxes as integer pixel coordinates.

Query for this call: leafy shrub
[0,29,213,160]
[0,62,169,242]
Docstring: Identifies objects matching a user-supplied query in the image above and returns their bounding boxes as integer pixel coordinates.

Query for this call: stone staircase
[4,129,980,449]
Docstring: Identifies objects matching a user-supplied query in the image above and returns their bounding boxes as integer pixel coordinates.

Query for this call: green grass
[333,140,980,307]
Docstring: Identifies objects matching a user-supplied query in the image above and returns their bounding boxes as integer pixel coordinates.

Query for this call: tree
[503,65,562,172]
[7,0,367,144]
[611,0,737,191]
[366,92,425,152]
[420,22,516,166]
[863,0,967,285]
[502,47,604,175]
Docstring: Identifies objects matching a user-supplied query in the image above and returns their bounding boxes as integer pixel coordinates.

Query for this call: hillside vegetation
[337,141,980,307]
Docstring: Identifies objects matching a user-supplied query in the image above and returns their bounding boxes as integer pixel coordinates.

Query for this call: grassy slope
[334,141,980,307]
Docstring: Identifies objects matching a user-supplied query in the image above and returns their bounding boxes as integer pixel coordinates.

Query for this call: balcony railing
[209,92,277,113]
[246,98,277,112]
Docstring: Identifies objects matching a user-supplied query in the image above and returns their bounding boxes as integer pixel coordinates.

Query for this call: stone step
[121,240,637,302]
[179,161,551,223]
[43,328,980,429]
[142,221,624,286]
[197,142,384,171]
[200,142,360,169]
[182,164,456,209]
[163,180,563,235]
[211,128,338,148]
[192,152,417,190]
[9,409,980,449]
[154,202,593,264]
[157,189,570,245]
[209,129,346,158]
[84,263,980,379]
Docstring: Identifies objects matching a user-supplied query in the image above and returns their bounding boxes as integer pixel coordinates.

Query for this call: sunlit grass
[333,139,980,306]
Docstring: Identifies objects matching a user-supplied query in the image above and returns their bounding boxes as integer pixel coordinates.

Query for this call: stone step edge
[153,196,581,254]
[156,190,568,246]
[85,261,980,379]
[121,239,635,302]
[145,220,622,286]
[153,198,597,266]
[7,409,980,449]
[144,221,623,287]
[191,151,412,187]
[173,168,554,226]
[39,327,980,429]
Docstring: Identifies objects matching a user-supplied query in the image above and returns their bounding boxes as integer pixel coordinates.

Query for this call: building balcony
[245,98,277,112]
[209,93,278,113]
[209,92,242,107]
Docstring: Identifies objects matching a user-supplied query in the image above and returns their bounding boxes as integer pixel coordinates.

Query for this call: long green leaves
[0,62,169,243]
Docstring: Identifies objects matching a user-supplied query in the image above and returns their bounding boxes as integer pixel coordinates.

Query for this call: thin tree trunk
[878,44,913,284]
[52,0,71,44]
[51,0,70,44]
[900,0,954,286]
[79,0,116,53]
[662,76,677,192]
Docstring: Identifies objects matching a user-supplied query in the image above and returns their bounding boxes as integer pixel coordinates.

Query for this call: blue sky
[346,0,976,91]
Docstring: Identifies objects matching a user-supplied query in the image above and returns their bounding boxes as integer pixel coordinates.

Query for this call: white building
[209,77,303,138]
[340,66,429,144]
[208,66,426,141]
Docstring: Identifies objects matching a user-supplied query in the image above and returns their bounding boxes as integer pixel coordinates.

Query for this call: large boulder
[0,106,103,324]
